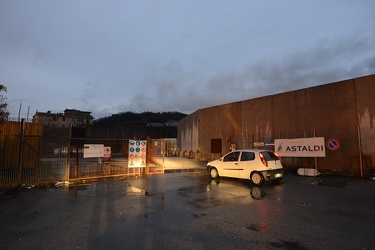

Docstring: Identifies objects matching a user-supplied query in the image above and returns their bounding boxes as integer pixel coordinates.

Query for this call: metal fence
[67,138,177,179]
[0,121,70,188]
[0,120,179,188]
[3,119,372,188]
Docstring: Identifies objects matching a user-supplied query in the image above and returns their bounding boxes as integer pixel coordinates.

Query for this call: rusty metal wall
[178,74,375,178]
[0,121,69,188]
[212,126,374,178]
[276,127,364,177]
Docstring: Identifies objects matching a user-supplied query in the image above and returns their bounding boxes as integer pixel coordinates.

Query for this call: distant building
[147,120,178,127]
[33,109,94,127]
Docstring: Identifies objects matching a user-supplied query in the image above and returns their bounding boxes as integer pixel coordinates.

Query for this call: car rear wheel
[210,167,219,179]
[251,172,264,186]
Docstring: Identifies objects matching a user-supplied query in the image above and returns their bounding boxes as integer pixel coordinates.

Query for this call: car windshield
[261,151,279,161]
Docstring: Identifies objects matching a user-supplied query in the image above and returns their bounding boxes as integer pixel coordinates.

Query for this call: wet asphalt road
[1,173,375,250]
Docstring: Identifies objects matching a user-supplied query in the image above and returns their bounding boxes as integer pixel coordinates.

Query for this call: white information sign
[274,137,326,157]
[128,140,147,168]
[83,144,104,158]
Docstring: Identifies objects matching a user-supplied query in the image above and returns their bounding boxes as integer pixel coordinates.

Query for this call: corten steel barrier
[277,127,373,178]
[229,127,375,178]
[0,120,70,188]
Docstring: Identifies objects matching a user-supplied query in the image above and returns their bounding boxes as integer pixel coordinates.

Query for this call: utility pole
[18,103,22,122]
[27,105,30,121]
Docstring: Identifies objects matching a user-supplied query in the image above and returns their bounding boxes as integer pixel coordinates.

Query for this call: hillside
[93,111,188,126]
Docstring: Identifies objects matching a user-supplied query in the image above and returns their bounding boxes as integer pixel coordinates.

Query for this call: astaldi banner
[275,137,325,157]
[128,140,147,168]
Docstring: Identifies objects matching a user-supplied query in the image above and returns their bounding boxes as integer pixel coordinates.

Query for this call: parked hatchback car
[207,149,284,185]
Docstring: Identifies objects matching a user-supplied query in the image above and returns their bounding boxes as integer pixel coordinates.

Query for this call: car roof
[232,149,273,153]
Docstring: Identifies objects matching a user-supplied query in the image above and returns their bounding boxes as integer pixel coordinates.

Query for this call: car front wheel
[210,167,219,179]
[251,172,264,186]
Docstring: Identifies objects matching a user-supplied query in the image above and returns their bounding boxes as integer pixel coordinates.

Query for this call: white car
[207,149,284,186]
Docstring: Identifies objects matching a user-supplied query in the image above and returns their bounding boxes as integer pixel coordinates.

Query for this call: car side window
[223,152,240,162]
[241,152,255,161]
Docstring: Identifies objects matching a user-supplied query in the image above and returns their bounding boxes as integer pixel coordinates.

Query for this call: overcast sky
[1,1,375,119]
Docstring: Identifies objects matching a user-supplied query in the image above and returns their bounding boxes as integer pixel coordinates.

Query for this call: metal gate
[1,120,176,188]
[0,133,42,188]
[68,137,174,179]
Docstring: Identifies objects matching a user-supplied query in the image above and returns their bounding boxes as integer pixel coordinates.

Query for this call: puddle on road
[53,179,159,199]
[126,184,145,195]
[208,179,267,200]
[177,179,267,209]
[268,240,307,250]
[245,223,268,234]
[67,184,90,191]
[250,187,265,200]
[311,180,348,188]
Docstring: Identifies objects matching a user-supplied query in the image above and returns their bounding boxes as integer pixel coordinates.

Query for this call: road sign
[128,140,147,168]
[104,147,111,158]
[326,138,340,151]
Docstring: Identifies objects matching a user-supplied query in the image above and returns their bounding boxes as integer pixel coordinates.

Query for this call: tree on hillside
[0,84,9,122]
[93,111,187,126]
